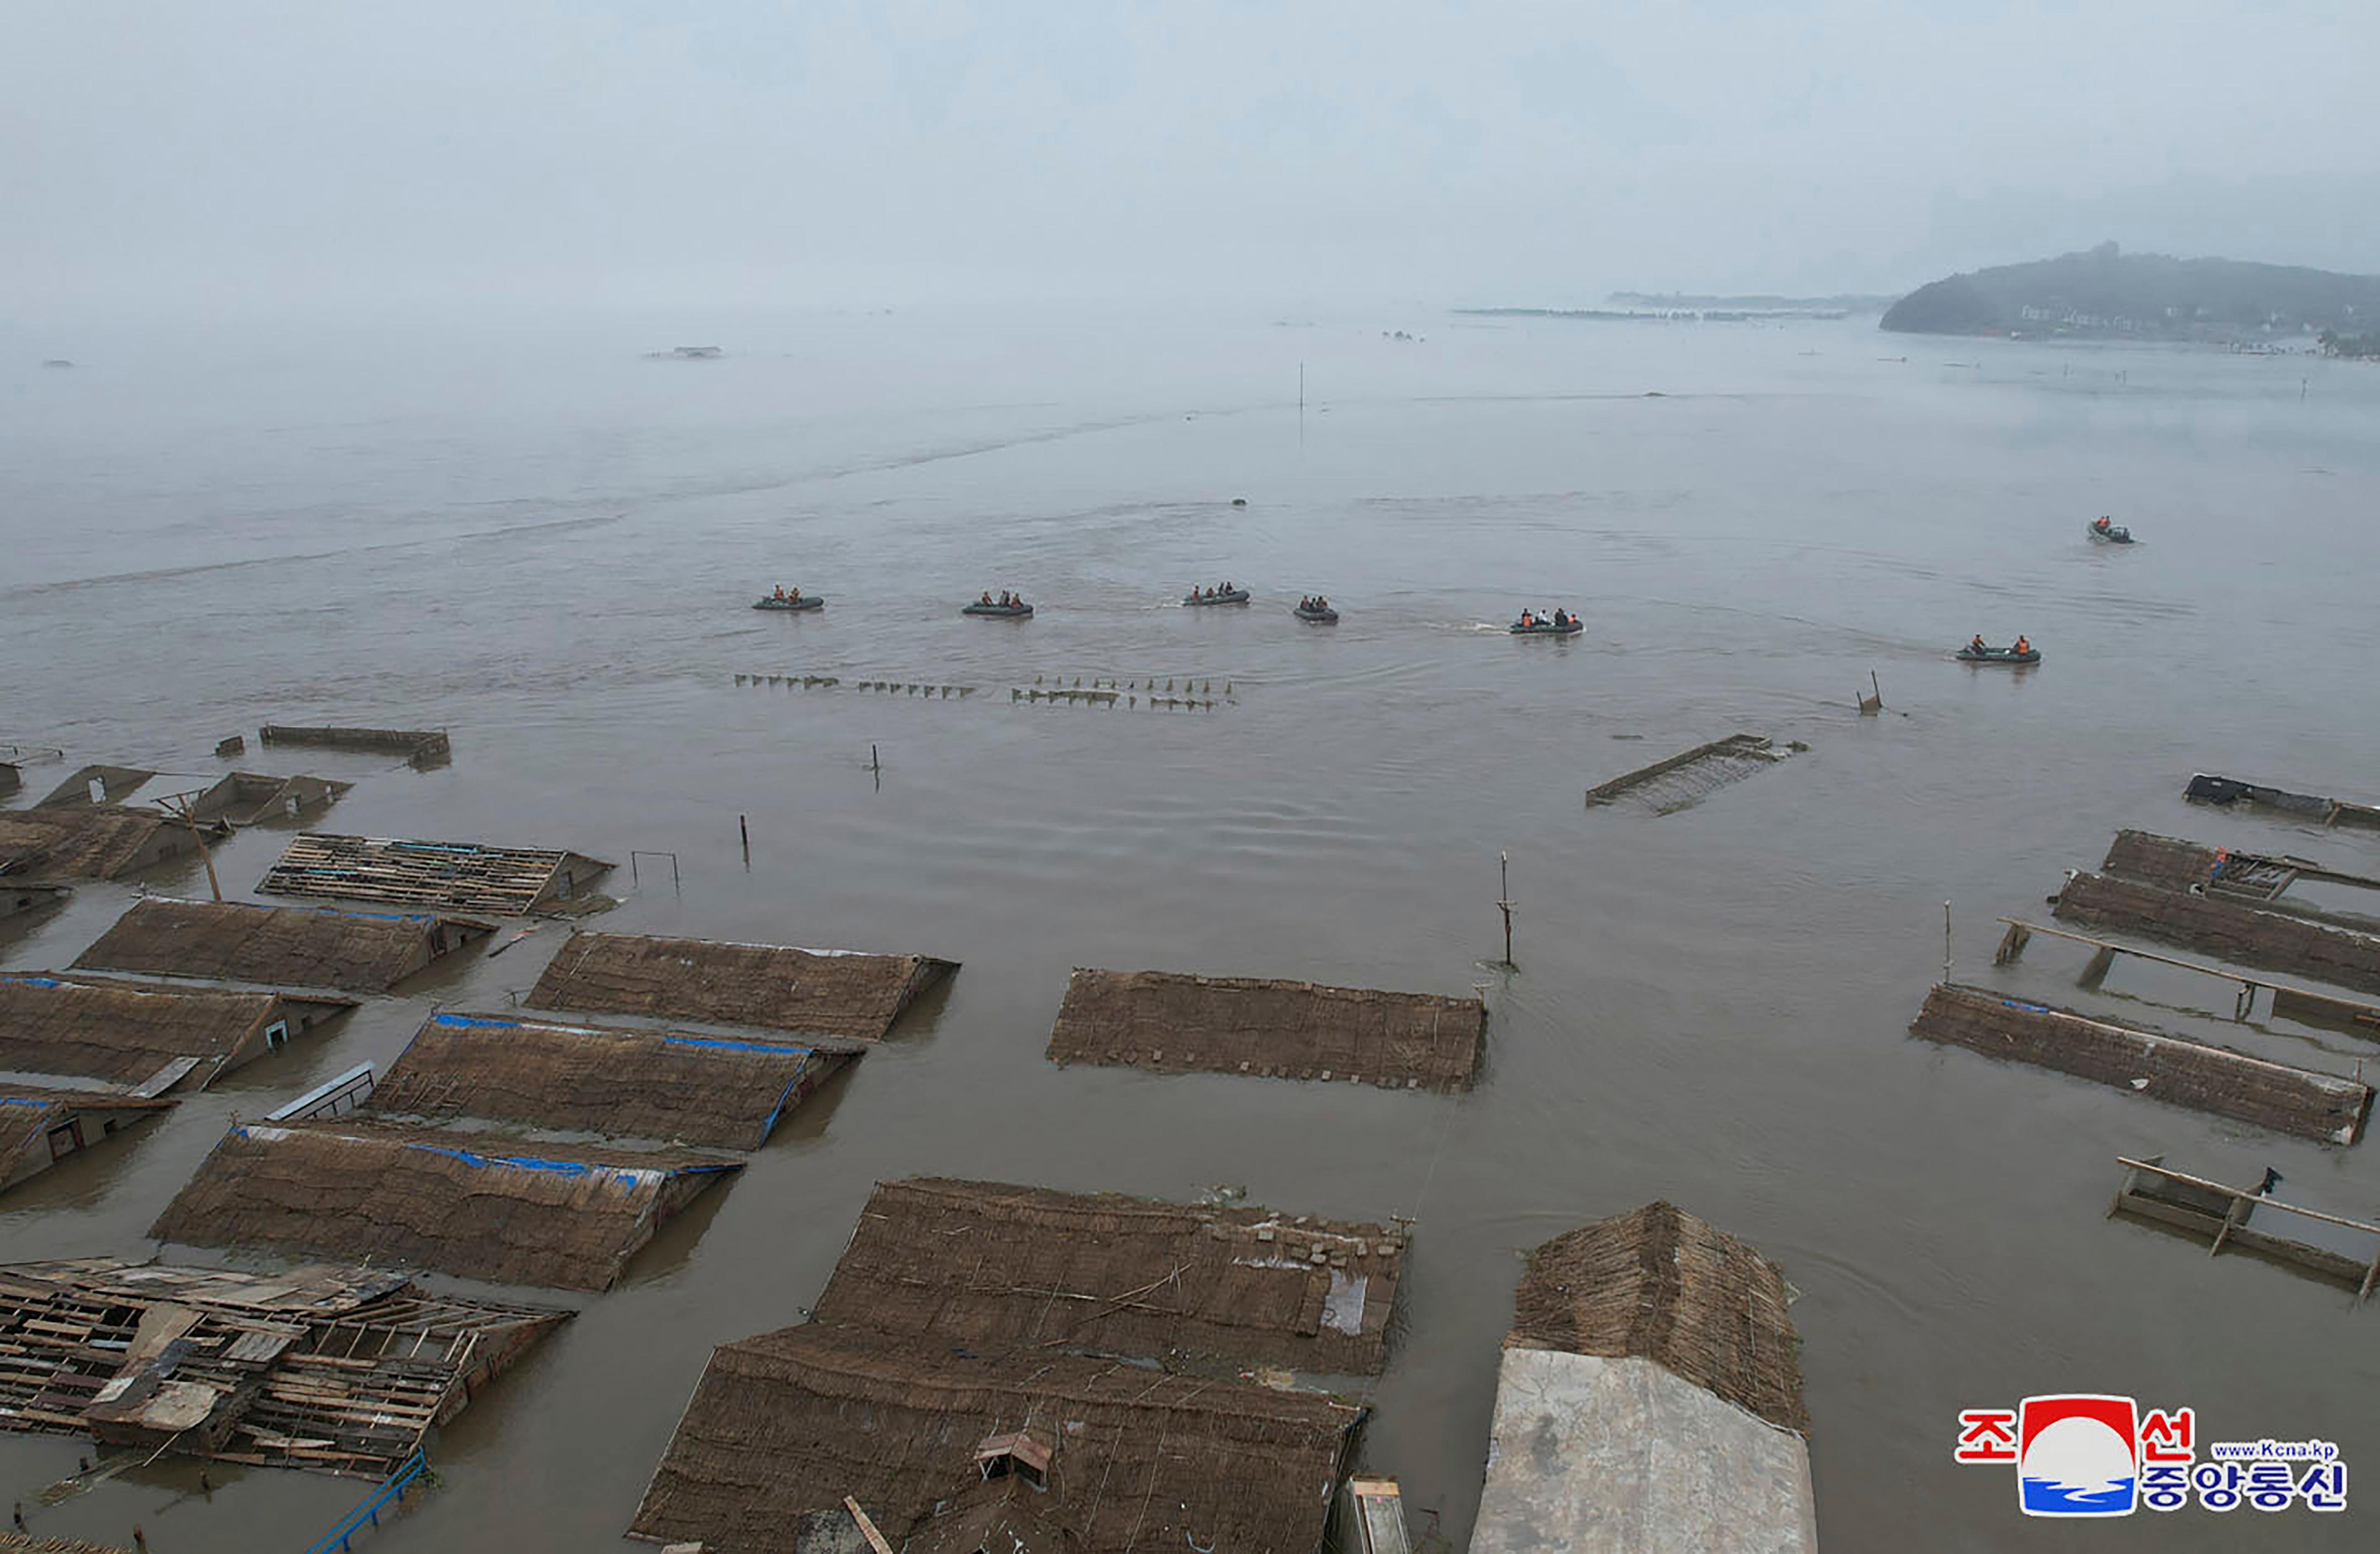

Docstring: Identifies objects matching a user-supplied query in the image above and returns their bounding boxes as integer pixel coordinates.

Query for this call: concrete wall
[1471,1349,1817,1554]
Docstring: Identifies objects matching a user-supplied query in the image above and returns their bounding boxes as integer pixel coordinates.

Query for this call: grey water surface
[3,309,2376,1551]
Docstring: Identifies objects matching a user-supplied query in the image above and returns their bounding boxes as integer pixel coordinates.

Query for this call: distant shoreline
[1455,305,1859,323]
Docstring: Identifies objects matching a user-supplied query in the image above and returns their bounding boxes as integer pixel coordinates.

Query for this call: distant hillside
[1882,243,2380,341]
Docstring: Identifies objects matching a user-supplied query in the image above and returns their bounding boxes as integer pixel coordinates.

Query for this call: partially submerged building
[1910,982,2371,1144]
[185,771,351,828]
[258,832,612,916]
[1472,1202,1817,1554]
[71,896,495,994]
[0,806,200,883]
[527,931,956,1040]
[628,1176,1398,1553]
[369,1012,853,1149]
[0,973,356,1093]
[0,1085,174,1192]
[33,764,157,808]
[258,724,451,770]
[811,1177,1408,1375]
[1046,968,1488,1092]
[151,1118,741,1291]
[2,884,72,923]
[2187,773,2380,831]
[0,1256,564,1477]
[629,1327,1360,1554]
[2102,829,2380,924]
[2055,870,2380,997]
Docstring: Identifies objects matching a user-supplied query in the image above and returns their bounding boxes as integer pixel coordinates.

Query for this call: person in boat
[2014,635,2030,655]
[2094,516,2112,532]
[981,591,994,606]
[773,585,787,600]
[1553,609,1569,629]
[1970,634,1988,655]
[1520,611,1535,628]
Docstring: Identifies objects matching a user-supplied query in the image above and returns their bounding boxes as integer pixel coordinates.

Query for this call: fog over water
[7,4,2380,1552]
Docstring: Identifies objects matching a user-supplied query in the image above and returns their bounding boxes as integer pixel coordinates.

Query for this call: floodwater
[4,307,2378,1552]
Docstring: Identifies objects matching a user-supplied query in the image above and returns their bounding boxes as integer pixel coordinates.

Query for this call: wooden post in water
[739,813,750,868]
[1499,852,1516,969]
[158,791,223,901]
[1943,901,1953,982]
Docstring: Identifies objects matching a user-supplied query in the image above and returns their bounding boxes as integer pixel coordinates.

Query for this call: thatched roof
[528,932,956,1040]
[1046,968,1486,1091]
[72,897,494,992]
[0,1256,565,1477]
[626,1323,1358,1554]
[0,1534,137,1553]
[0,806,177,881]
[1509,1201,1807,1435]
[0,973,351,1089]
[1911,982,2371,1144]
[1,1085,174,1183]
[257,832,612,916]
[2056,869,2380,996]
[150,1118,741,1291]
[814,1178,1407,1376]
[371,1013,849,1149]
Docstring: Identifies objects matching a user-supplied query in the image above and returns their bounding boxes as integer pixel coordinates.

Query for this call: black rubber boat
[2086,521,2135,544]
[1957,645,2040,665]
[1293,604,1339,624]
[752,595,824,612]
[963,601,1034,619]
[1183,589,1251,606]
[1510,617,1583,636]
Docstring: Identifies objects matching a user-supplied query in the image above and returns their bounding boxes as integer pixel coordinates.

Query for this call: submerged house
[257,832,612,916]
[1472,1202,1817,1554]
[0,1256,563,1477]
[527,931,956,1040]
[1046,968,1489,1091]
[184,771,351,828]
[628,1177,1400,1553]
[0,973,356,1093]
[33,764,158,808]
[1910,982,2371,1144]
[0,806,200,883]
[71,897,495,994]
[629,1328,1360,1554]
[151,1118,741,1291]
[368,1012,854,1150]
[811,1177,1409,1375]
[2055,870,2380,997]
[0,1085,174,1192]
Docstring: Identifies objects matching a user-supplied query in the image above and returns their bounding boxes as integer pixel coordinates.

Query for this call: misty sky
[8,1,2378,309]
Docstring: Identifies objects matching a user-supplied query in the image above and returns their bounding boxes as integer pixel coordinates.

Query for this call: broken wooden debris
[2110,1155,2380,1300]
[1909,982,2370,1144]
[0,1256,564,1477]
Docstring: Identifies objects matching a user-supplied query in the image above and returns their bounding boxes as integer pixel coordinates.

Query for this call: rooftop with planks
[257,832,612,916]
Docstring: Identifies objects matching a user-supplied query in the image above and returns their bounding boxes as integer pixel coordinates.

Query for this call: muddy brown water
[4,309,2378,1551]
